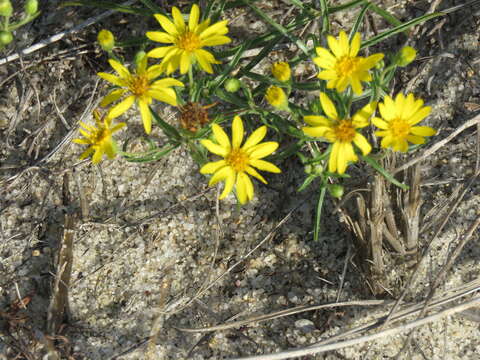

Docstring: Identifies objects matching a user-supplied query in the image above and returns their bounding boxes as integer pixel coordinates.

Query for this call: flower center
[129,75,149,96]
[92,126,110,145]
[226,148,249,172]
[337,56,360,76]
[177,31,202,52]
[333,119,356,142]
[390,118,411,138]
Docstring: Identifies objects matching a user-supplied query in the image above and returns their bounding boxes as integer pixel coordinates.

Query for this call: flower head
[73,110,126,164]
[302,92,375,174]
[272,61,291,82]
[265,85,288,110]
[372,93,436,152]
[313,31,384,95]
[200,116,281,204]
[97,29,115,52]
[146,4,231,74]
[97,57,183,134]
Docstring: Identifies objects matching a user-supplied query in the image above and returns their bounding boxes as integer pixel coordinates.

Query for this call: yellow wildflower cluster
[74,3,438,205]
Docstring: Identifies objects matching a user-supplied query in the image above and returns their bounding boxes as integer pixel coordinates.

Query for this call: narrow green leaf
[298,174,317,192]
[329,0,367,13]
[361,155,409,190]
[121,143,179,163]
[362,12,443,49]
[313,185,327,242]
[350,2,371,40]
[368,3,402,27]
[60,1,151,15]
[150,107,182,141]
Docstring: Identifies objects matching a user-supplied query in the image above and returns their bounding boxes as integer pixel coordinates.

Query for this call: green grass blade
[150,108,182,141]
[349,2,371,40]
[210,43,248,93]
[60,1,151,15]
[362,12,443,49]
[329,0,367,13]
[121,143,179,163]
[313,185,327,242]
[368,2,402,27]
[241,0,310,55]
[137,0,162,13]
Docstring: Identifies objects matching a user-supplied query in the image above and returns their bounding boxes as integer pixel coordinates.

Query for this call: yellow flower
[265,85,288,110]
[302,92,375,174]
[146,4,231,74]
[272,61,291,82]
[313,31,384,95]
[73,110,126,164]
[97,57,183,134]
[200,116,281,204]
[97,29,115,52]
[372,93,436,152]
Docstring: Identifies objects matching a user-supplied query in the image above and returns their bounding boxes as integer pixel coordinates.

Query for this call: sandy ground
[1,0,480,359]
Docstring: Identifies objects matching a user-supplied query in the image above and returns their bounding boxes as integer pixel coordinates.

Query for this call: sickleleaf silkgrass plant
[70,1,441,220]
[0,0,40,49]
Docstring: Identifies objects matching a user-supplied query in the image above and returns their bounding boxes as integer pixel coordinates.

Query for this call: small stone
[295,319,316,333]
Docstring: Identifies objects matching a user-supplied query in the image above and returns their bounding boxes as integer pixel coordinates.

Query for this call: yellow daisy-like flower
[313,31,384,95]
[200,116,281,204]
[302,92,376,174]
[73,110,126,164]
[271,61,291,82]
[97,56,183,134]
[97,29,115,52]
[372,93,436,152]
[265,85,288,110]
[146,4,231,74]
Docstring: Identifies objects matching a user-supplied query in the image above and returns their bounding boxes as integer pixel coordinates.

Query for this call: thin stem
[313,182,327,242]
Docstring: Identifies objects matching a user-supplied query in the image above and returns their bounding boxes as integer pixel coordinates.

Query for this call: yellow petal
[231,116,244,149]
[407,135,426,145]
[242,126,266,150]
[138,100,152,134]
[317,70,338,80]
[410,126,436,137]
[248,142,278,159]
[408,106,431,125]
[108,95,135,119]
[352,101,377,127]
[147,45,175,59]
[171,6,185,30]
[353,133,371,155]
[180,51,191,74]
[338,31,349,57]
[372,117,389,130]
[209,165,231,186]
[304,115,329,126]
[314,47,336,67]
[349,33,361,57]
[148,88,178,106]
[236,172,254,204]
[380,135,393,149]
[336,142,349,174]
[219,168,236,199]
[154,14,178,36]
[200,139,229,157]
[327,34,342,58]
[245,166,267,184]
[194,49,216,73]
[100,89,126,107]
[302,126,329,138]
[200,160,227,174]
[108,59,130,79]
[335,76,349,93]
[97,72,127,87]
[319,92,338,120]
[201,35,231,46]
[92,148,104,164]
[200,20,229,39]
[212,124,231,150]
[360,53,384,70]
[146,31,174,44]
[379,96,396,121]
[328,142,339,173]
[189,4,200,31]
[249,159,281,173]
[151,78,184,88]
[350,77,363,95]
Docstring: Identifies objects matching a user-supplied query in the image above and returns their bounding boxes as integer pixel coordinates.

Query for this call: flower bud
[134,50,147,68]
[328,184,344,198]
[0,0,13,17]
[224,78,241,93]
[271,61,291,82]
[24,0,38,16]
[265,85,289,111]
[0,30,13,45]
[397,46,417,67]
[97,29,115,52]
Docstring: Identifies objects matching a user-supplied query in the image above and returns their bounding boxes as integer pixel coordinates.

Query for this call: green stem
[188,66,194,102]
[313,182,327,242]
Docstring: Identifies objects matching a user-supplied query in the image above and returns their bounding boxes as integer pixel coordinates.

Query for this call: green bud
[134,50,147,68]
[304,163,323,175]
[224,78,241,92]
[396,46,417,67]
[304,164,313,174]
[375,59,385,70]
[328,184,344,199]
[97,29,115,52]
[0,0,13,17]
[0,31,13,46]
[24,0,38,16]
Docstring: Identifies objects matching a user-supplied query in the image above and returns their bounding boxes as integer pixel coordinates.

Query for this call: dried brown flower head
[179,102,215,132]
